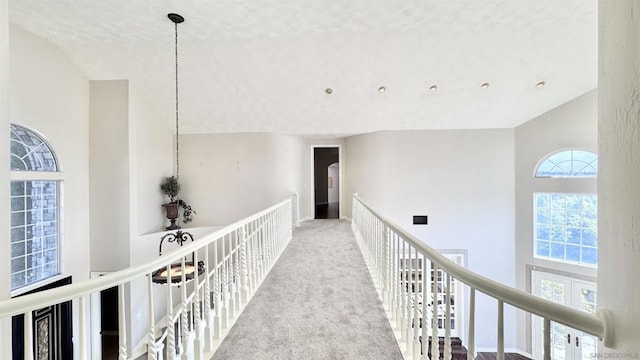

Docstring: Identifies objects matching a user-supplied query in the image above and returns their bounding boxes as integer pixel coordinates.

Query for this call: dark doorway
[314,147,340,219]
[100,286,119,360]
[12,276,73,360]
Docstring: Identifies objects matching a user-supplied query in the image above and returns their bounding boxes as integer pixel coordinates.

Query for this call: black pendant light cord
[174,19,180,180]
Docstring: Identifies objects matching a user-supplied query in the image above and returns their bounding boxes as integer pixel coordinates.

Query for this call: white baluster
[180,258,189,359]
[79,295,88,359]
[412,246,420,358]
[256,217,264,282]
[248,222,257,292]
[240,225,250,305]
[24,310,33,360]
[119,283,128,360]
[400,239,408,338]
[421,254,428,359]
[233,230,241,313]
[193,250,203,360]
[212,238,222,339]
[395,234,402,327]
[220,234,230,329]
[166,265,176,360]
[431,264,440,360]
[543,318,551,360]
[147,275,157,360]
[203,247,213,352]
[467,288,475,360]
[383,225,390,308]
[444,273,452,360]
[497,300,504,360]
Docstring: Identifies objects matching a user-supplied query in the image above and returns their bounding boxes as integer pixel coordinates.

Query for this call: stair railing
[351,194,613,360]
[0,195,296,360]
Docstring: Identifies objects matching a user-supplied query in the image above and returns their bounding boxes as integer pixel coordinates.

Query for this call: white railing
[351,194,613,360]
[0,195,297,360]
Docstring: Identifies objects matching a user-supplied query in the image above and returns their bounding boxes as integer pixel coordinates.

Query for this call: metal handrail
[353,194,613,346]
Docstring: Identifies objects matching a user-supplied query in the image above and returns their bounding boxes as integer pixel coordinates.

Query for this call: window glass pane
[10,180,59,290]
[566,245,581,261]
[582,229,597,246]
[536,240,550,257]
[567,228,581,244]
[550,242,565,259]
[535,150,597,178]
[536,208,550,224]
[536,225,550,240]
[9,124,57,172]
[534,193,598,267]
[582,247,598,265]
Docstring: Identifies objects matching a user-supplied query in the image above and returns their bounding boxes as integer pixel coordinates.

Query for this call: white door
[532,272,597,360]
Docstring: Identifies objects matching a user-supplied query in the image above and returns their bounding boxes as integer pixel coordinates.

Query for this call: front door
[532,272,597,360]
[12,277,73,360]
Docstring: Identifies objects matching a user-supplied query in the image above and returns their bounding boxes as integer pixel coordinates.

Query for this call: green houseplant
[160,176,196,229]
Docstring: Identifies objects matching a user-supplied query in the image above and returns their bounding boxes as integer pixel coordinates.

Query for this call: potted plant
[160,176,196,230]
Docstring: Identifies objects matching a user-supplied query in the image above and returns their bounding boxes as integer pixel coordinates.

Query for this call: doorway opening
[91,273,119,360]
[312,146,340,219]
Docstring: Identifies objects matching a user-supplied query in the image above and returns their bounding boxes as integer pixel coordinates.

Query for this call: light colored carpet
[212,220,402,360]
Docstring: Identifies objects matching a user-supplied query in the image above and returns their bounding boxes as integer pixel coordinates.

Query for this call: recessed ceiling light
[378,86,386,93]
[325,88,333,94]
[536,81,545,88]
[429,85,438,92]
[481,83,490,89]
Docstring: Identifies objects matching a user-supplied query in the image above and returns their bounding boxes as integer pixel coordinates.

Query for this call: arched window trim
[533,148,598,178]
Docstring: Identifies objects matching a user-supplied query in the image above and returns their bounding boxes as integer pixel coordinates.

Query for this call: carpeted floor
[212,220,403,360]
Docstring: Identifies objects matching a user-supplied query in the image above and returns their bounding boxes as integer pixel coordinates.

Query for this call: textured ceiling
[9,0,597,136]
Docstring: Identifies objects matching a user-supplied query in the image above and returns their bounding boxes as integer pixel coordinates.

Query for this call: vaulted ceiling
[9,0,597,136]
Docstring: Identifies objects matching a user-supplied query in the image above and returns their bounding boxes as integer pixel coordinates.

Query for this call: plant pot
[162,203,180,230]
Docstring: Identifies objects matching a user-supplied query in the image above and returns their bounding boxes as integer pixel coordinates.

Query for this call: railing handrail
[0,197,293,318]
[353,194,613,345]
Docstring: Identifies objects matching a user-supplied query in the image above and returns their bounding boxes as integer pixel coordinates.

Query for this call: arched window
[535,150,597,178]
[10,124,61,291]
[533,149,598,266]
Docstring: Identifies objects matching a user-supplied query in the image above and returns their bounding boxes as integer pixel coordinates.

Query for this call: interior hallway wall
[180,132,306,226]
[345,129,516,350]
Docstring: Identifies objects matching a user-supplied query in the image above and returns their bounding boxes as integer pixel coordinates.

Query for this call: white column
[598,0,640,352]
[118,284,129,360]
[0,1,12,358]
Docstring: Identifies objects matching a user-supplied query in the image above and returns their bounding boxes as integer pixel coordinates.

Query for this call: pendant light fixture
[153,13,204,285]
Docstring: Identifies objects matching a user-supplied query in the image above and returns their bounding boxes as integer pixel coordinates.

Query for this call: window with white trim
[10,124,61,291]
[533,150,597,267]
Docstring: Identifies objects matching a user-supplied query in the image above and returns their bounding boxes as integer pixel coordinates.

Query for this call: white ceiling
[9,0,597,136]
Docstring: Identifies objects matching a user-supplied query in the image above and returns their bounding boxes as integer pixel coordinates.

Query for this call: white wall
[514,89,597,352]
[10,24,91,285]
[90,80,131,271]
[598,0,640,353]
[345,129,516,349]
[180,132,306,226]
[129,87,173,236]
[9,24,90,359]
